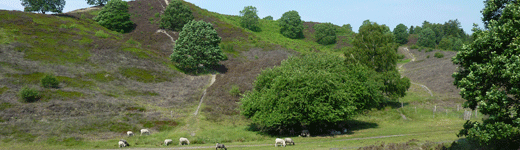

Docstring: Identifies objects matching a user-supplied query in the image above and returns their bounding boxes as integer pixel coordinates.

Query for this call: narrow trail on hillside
[156,29,175,43]
[194,74,216,116]
[399,47,433,97]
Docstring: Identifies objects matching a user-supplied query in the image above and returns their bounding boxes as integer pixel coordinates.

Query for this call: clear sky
[1,0,484,34]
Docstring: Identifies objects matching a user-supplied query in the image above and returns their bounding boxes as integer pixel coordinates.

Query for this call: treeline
[394,19,471,51]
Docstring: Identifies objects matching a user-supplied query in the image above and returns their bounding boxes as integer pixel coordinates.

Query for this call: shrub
[19,86,40,103]
[159,0,193,31]
[229,85,240,97]
[94,30,110,38]
[409,45,419,49]
[314,22,337,45]
[240,6,260,32]
[279,10,304,39]
[93,0,134,33]
[434,52,444,58]
[397,54,405,59]
[41,75,59,88]
[426,48,433,52]
[427,55,430,58]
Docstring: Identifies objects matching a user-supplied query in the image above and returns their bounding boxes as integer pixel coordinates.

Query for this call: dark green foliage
[159,0,193,31]
[279,10,304,39]
[433,52,444,58]
[170,20,227,71]
[241,53,384,133]
[21,0,65,14]
[409,45,419,49]
[19,86,40,103]
[262,15,273,20]
[343,24,353,33]
[393,23,409,45]
[40,74,59,88]
[86,0,107,6]
[239,6,260,32]
[93,0,134,33]
[417,28,436,48]
[409,26,415,34]
[452,39,463,51]
[481,0,517,28]
[314,22,336,45]
[437,37,453,50]
[453,1,520,148]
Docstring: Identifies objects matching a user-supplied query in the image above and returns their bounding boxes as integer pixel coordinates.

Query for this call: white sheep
[179,137,190,145]
[164,139,173,146]
[216,143,227,150]
[275,138,286,147]
[300,130,310,137]
[284,138,295,145]
[140,129,150,136]
[127,131,134,136]
[119,139,129,148]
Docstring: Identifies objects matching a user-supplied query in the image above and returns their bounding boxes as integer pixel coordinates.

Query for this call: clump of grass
[229,85,240,97]
[95,30,110,38]
[397,54,406,59]
[434,52,444,58]
[86,71,116,83]
[0,102,12,111]
[427,55,430,58]
[154,13,160,18]
[426,48,433,52]
[18,86,40,103]
[120,67,172,83]
[409,45,419,49]
[59,24,77,29]
[0,86,8,95]
[41,74,59,88]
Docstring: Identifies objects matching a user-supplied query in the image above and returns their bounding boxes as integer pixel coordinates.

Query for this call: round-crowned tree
[417,28,436,48]
[240,6,260,32]
[86,0,107,6]
[393,23,409,45]
[263,15,273,20]
[241,53,384,134]
[93,0,134,33]
[159,0,193,31]
[22,0,65,14]
[314,22,337,45]
[279,10,304,39]
[170,20,227,71]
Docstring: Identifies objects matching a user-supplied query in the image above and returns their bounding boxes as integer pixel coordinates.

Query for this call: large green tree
[453,1,520,149]
[93,0,134,33]
[393,23,409,45]
[314,22,336,45]
[86,0,108,6]
[21,0,65,14]
[346,20,410,99]
[239,6,260,32]
[417,28,436,48]
[241,53,384,134]
[159,0,194,31]
[170,20,227,71]
[279,10,304,39]
[482,0,517,28]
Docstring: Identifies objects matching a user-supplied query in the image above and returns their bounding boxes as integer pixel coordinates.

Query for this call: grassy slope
[0,0,471,149]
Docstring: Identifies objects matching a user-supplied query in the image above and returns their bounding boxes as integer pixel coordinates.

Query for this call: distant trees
[21,0,65,14]
[417,28,436,48]
[279,10,304,39]
[93,0,134,33]
[86,0,108,6]
[314,22,336,45]
[393,23,409,45]
[262,15,273,20]
[241,53,384,134]
[453,1,520,149]
[159,0,194,31]
[170,20,227,71]
[342,24,353,33]
[240,6,260,32]
[409,26,414,34]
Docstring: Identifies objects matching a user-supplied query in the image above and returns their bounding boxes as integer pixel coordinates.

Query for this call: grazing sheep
[127,131,134,136]
[342,128,348,134]
[216,143,227,150]
[140,129,150,136]
[330,130,341,136]
[164,139,173,146]
[179,137,190,145]
[119,139,129,147]
[300,130,310,137]
[284,138,295,145]
[275,138,286,147]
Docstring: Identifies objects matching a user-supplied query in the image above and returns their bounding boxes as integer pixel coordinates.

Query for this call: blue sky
[1,0,484,34]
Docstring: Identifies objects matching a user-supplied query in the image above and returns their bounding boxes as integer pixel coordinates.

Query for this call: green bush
[229,85,240,97]
[314,22,337,45]
[94,30,110,38]
[434,52,444,58]
[41,75,59,88]
[397,54,405,59]
[159,0,193,31]
[427,55,430,58]
[426,48,433,52]
[279,10,304,39]
[240,6,260,32]
[409,45,419,49]
[19,86,40,103]
[93,0,134,33]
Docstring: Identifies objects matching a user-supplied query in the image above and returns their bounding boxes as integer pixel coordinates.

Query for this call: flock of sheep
[117,128,299,148]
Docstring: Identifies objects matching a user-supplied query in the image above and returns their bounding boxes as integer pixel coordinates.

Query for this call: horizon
[1,0,484,34]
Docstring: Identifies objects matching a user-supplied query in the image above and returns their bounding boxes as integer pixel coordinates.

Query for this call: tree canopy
[279,10,304,39]
[314,22,336,45]
[21,0,65,14]
[239,6,260,32]
[263,15,273,20]
[241,53,384,134]
[393,23,409,45]
[159,0,194,31]
[86,0,108,6]
[453,1,520,149]
[417,28,436,48]
[93,0,134,33]
[481,0,517,28]
[170,20,227,71]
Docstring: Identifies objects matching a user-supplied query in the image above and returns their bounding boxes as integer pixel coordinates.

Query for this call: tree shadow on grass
[381,100,410,109]
[245,120,379,137]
